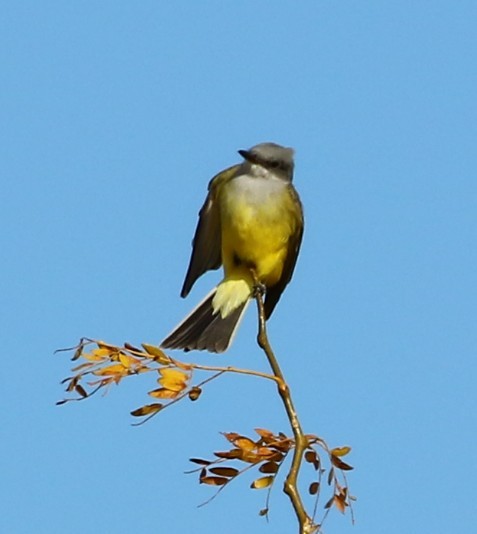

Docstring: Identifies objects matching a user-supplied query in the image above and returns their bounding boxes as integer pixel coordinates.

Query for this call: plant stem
[253,289,318,534]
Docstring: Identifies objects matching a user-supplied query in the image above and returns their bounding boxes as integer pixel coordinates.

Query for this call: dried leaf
[305,449,320,470]
[159,368,188,381]
[92,347,114,358]
[66,376,78,392]
[118,353,138,368]
[93,364,126,376]
[256,446,275,457]
[200,476,228,486]
[255,428,274,440]
[327,467,335,485]
[72,344,84,361]
[305,450,317,463]
[209,467,239,478]
[234,437,256,451]
[331,446,351,457]
[188,386,202,401]
[259,461,279,474]
[75,384,88,398]
[130,403,163,417]
[158,368,188,392]
[330,455,354,471]
[241,451,263,464]
[82,352,106,362]
[267,452,284,463]
[259,508,268,517]
[173,359,192,371]
[222,432,241,442]
[142,343,171,364]
[268,439,292,452]
[158,379,186,393]
[214,449,242,460]
[148,388,178,399]
[71,361,95,373]
[309,482,319,495]
[333,494,347,514]
[189,458,212,466]
[251,476,273,489]
[124,342,141,352]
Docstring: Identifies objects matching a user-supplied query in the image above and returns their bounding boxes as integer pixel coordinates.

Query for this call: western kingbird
[161,142,304,353]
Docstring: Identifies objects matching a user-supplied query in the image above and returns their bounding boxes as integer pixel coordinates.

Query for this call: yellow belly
[219,177,297,287]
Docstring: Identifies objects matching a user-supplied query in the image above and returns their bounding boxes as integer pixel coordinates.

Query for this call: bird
[161,142,304,353]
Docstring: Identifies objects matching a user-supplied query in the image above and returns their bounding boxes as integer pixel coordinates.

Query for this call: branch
[252,281,318,534]
[58,311,355,531]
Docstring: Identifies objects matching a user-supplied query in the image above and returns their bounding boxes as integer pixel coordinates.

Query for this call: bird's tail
[161,287,250,353]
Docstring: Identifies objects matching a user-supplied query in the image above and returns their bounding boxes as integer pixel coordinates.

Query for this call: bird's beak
[238,149,252,161]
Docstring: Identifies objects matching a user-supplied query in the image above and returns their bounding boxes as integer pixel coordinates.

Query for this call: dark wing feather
[180,165,240,298]
[264,185,304,319]
[161,290,248,353]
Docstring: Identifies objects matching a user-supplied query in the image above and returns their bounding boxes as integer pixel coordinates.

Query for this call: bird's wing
[264,185,304,318]
[180,164,241,298]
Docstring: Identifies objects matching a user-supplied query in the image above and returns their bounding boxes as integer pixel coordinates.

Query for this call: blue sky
[1,2,476,533]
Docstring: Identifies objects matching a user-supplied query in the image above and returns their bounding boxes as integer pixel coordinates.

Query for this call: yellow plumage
[214,171,300,318]
[161,142,303,353]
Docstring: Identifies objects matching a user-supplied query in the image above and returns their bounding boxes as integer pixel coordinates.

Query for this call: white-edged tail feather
[161,287,250,353]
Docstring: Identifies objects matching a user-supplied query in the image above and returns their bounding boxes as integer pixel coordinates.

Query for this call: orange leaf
[148,388,178,399]
[234,437,256,451]
[251,476,273,489]
[214,450,242,460]
[172,359,192,371]
[331,446,351,457]
[188,386,202,401]
[209,467,239,478]
[241,452,263,464]
[309,482,319,495]
[158,368,188,392]
[267,451,284,463]
[305,449,320,470]
[305,450,317,463]
[82,352,106,362]
[118,353,139,368]
[92,364,127,376]
[130,403,163,417]
[92,347,114,358]
[200,476,228,486]
[222,432,241,443]
[268,439,292,452]
[333,494,347,514]
[330,455,354,471]
[259,461,279,474]
[159,368,188,380]
[255,428,274,440]
[142,344,171,364]
[256,446,274,457]
[158,379,187,393]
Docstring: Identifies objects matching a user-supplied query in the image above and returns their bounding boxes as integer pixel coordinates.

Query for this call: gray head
[238,142,295,180]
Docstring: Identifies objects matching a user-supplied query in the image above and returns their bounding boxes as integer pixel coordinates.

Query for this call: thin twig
[252,277,318,534]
